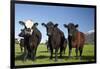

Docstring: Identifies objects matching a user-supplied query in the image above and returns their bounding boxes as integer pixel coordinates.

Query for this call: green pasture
[15,44,95,66]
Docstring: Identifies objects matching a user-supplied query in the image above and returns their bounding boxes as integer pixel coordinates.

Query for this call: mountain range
[85,30,94,44]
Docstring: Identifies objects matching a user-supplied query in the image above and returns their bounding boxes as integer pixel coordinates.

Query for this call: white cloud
[88,29,94,33]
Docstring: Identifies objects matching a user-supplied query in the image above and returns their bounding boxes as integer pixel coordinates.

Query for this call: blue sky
[15,4,95,43]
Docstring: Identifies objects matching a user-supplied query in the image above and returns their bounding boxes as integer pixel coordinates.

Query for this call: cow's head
[19,20,38,37]
[64,23,78,37]
[42,21,58,36]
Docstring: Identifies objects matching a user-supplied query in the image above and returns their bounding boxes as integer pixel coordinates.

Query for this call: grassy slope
[15,44,95,66]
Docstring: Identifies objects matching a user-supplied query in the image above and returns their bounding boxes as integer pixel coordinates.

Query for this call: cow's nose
[27,28,31,31]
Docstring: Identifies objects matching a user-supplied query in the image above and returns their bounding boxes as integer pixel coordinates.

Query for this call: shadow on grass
[15,53,24,61]
[39,50,49,53]
[36,55,49,59]
[63,55,95,61]
[16,52,23,55]
[81,56,95,61]
[38,51,66,55]
[15,52,95,62]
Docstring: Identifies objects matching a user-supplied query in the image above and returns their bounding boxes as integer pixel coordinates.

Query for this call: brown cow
[64,23,85,59]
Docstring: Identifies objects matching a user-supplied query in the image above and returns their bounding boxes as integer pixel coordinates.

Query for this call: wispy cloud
[88,29,94,33]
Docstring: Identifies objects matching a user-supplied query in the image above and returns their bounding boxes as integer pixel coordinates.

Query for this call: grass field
[15,44,95,66]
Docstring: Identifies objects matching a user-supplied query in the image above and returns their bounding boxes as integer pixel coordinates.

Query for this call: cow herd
[18,20,85,61]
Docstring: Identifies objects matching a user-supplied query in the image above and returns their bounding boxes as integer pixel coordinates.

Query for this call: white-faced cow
[42,21,67,61]
[64,23,85,59]
[18,20,42,61]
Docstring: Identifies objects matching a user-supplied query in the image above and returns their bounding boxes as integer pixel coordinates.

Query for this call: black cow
[46,39,67,54]
[18,20,42,60]
[42,21,66,61]
[19,39,24,52]
[64,23,85,59]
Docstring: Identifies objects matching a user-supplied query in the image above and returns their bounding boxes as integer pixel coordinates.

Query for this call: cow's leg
[29,46,35,60]
[50,47,53,59]
[75,47,78,58]
[47,43,50,52]
[27,51,30,58]
[60,47,63,58]
[31,49,35,60]
[20,45,23,52]
[68,41,72,58]
[55,48,58,61]
[33,47,37,60]
[47,44,49,52]
[63,46,66,54]
[64,48,66,54]
[23,46,26,54]
[79,47,83,60]
[47,45,48,51]
[24,47,28,61]
[68,48,72,58]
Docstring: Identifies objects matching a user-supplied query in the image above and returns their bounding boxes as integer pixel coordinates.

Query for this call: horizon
[15,4,95,43]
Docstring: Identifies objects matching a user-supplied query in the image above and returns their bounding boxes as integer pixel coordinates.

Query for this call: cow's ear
[19,21,27,28]
[31,23,38,29]
[34,23,38,26]
[75,24,78,28]
[19,21,25,26]
[54,24,58,27]
[21,29,24,31]
[21,29,23,31]
[42,23,47,27]
[64,24,68,28]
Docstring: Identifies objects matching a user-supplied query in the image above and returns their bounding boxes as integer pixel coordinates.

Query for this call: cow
[19,38,24,53]
[18,20,42,61]
[45,40,50,52]
[46,39,67,54]
[64,23,85,59]
[42,21,66,61]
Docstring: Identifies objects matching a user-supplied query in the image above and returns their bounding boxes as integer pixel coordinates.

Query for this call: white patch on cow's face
[25,20,33,28]
[30,29,33,35]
